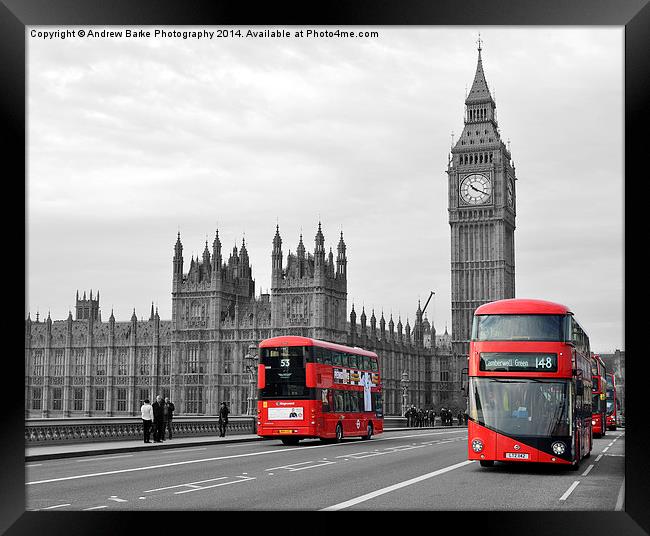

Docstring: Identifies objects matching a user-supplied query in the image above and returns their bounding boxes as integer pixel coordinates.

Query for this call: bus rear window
[472,314,567,342]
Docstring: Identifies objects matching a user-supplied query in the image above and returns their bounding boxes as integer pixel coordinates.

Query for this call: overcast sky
[26,26,624,353]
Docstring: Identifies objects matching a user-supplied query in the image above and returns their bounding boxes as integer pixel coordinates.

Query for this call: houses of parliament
[25,41,517,418]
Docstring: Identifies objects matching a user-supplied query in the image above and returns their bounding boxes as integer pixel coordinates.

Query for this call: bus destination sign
[479,353,558,372]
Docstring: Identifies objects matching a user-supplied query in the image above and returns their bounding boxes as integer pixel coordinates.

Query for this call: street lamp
[244,344,259,418]
[401,370,410,417]
[461,367,469,422]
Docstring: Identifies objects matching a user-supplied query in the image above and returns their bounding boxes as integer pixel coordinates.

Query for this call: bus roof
[474,298,571,316]
[259,336,378,358]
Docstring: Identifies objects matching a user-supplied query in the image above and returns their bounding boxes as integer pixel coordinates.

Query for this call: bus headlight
[592,420,596,426]
[471,439,484,453]
[552,441,566,455]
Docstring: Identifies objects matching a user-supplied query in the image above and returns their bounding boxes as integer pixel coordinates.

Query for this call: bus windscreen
[473,314,566,342]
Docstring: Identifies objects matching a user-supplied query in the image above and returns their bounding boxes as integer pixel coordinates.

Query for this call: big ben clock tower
[447,38,517,384]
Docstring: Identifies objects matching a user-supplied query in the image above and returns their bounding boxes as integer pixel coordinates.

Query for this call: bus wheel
[479,460,494,467]
[335,423,344,443]
[363,423,373,440]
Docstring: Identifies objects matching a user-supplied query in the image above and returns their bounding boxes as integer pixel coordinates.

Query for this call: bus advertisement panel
[467,298,592,470]
[591,353,607,438]
[257,336,383,445]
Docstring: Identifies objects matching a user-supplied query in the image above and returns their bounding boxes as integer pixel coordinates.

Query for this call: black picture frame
[3,0,646,533]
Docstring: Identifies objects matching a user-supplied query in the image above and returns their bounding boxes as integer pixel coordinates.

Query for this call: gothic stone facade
[26,225,456,417]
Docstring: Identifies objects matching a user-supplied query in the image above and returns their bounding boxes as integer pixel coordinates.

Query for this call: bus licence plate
[505,452,529,459]
[278,430,293,434]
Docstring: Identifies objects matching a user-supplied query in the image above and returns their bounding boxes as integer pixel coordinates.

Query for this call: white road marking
[76,455,133,462]
[615,478,625,511]
[265,461,315,471]
[41,503,71,510]
[108,496,128,503]
[320,460,475,511]
[559,481,580,501]
[145,477,228,493]
[602,447,609,452]
[287,461,336,471]
[162,448,207,454]
[581,464,594,476]
[83,505,108,510]
[604,454,624,457]
[26,464,42,468]
[335,451,370,458]
[175,476,255,495]
[595,454,603,462]
[27,430,466,486]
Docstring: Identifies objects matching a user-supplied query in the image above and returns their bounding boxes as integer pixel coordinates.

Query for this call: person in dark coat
[163,397,175,440]
[218,402,230,437]
[152,395,165,442]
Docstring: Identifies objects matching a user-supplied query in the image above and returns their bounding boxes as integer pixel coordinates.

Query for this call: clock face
[460,173,492,205]
[507,178,514,207]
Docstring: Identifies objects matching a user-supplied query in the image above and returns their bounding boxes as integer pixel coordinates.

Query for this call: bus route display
[479,352,558,372]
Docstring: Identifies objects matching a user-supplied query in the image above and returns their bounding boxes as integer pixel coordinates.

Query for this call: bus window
[321,349,332,365]
[370,357,378,372]
[372,392,383,417]
[348,353,358,369]
[321,388,332,412]
[334,390,345,412]
[332,352,343,366]
[360,356,370,371]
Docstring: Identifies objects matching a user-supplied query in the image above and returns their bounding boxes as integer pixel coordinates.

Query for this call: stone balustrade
[25,416,255,445]
[25,415,408,445]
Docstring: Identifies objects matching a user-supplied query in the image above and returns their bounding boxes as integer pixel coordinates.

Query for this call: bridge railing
[25,416,409,446]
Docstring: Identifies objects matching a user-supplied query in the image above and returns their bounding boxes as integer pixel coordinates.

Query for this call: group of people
[405,406,437,427]
[140,395,175,443]
[140,397,231,443]
[405,405,468,427]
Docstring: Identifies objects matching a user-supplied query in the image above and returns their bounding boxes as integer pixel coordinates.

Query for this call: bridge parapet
[25,415,409,446]
[25,416,255,445]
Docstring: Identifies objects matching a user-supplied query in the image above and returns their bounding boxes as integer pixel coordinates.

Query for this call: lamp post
[244,344,259,420]
[401,370,410,417]
[461,367,469,423]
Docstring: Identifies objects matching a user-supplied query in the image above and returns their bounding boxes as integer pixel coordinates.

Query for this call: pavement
[25,425,467,462]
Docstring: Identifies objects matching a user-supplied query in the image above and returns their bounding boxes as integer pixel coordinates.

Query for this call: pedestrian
[218,401,230,437]
[141,398,153,443]
[163,396,175,440]
[431,410,436,427]
[152,394,165,442]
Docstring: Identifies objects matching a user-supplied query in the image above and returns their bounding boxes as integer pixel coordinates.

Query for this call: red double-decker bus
[605,372,618,431]
[467,298,592,470]
[257,336,384,445]
[591,353,607,438]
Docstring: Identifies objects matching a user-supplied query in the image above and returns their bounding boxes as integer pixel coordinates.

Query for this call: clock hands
[469,184,487,196]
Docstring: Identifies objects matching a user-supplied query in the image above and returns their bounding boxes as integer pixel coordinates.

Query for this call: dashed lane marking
[581,464,594,476]
[83,505,108,510]
[144,476,228,493]
[40,504,71,510]
[174,476,255,495]
[559,481,580,501]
